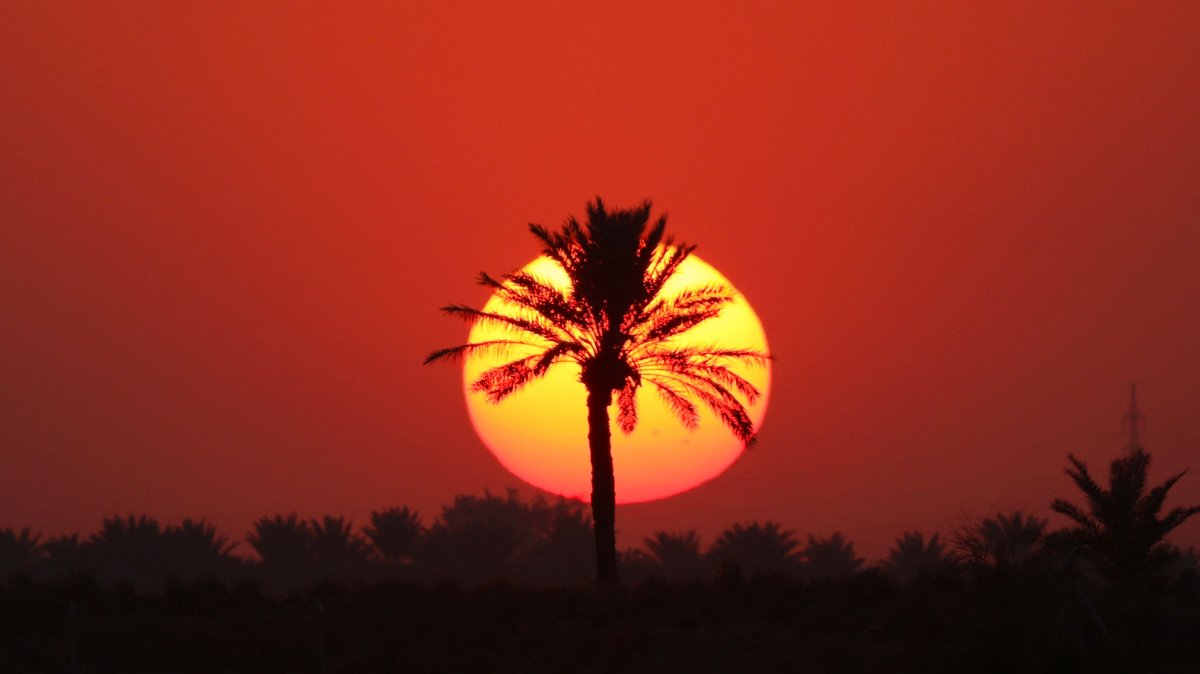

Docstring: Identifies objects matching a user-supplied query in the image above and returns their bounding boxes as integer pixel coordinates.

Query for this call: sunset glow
[463,255,770,503]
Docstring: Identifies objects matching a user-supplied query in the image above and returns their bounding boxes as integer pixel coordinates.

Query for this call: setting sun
[463,254,771,503]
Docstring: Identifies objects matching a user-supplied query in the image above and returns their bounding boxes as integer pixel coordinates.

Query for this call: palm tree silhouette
[90,515,167,590]
[162,518,240,581]
[953,511,1048,579]
[247,513,312,592]
[364,507,424,565]
[0,527,41,576]
[40,533,91,580]
[309,515,370,582]
[417,490,544,584]
[1051,447,1199,581]
[427,198,769,584]
[881,531,955,585]
[800,532,863,580]
[643,531,708,581]
[707,521,801,578]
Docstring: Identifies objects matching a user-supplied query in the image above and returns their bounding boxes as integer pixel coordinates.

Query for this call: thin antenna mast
[1121,383,1145,452]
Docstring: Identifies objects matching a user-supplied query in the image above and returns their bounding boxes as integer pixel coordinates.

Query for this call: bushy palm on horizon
[419,490,545,584]
[0,527,41,575]
[801,532,863,580]
[1051,447,1200,580]
[90,515,166,588]
[161,518,240,581]
[40,533,91,580]
[363,507,424,564]
[644,530,708,581]
[882,531,955,585]
[247,514,311,566]
[953,511,1048,577]
[708,521,801,578]
[427,198,770,583]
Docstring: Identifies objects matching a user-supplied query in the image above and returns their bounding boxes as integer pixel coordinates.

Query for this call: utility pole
[1121,383,1145,452]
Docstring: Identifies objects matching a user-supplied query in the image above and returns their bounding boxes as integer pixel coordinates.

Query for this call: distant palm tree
[521,499,594,585]
[427,198,770,584]
[90,515,165,588]
[310,515,370,581]
[643,531,707,581]
[0,527,41,576]
[881,531,955,585]
[1051,447,1199,580]
[953,511,1048,577]
[247,513,312,592]
[417,490,544,584]
[40,533,91,580]
[801,532,863,580]
[707,521,801,578]
[363,507,424,564]
[162,518,240,581]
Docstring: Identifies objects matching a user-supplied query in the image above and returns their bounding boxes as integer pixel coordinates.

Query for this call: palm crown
[426,198,768,442]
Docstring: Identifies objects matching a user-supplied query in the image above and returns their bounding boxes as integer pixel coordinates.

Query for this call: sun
[463,254,770,504]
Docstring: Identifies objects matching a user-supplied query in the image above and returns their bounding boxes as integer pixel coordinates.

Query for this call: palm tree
[417,490,544,584]
[161,518,240,581]
[0,527,41,577]
[643,531,707,581]
[363,507,424,565]
[90,515,167,589]
[881,531,955,585]
[247,513,312,592]
[309,515,370,582]
[1051,447,1199,581]
[707,521,801,578]
[40,533,91,580]
[800,532,863,580]
[427,198,769,584]
[952,511,1048,578]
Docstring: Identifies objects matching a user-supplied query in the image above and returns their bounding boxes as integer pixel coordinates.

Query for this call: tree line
[2,446,1198,672]
[2,447,1196,595]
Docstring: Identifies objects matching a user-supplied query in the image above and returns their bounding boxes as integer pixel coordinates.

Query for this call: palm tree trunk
[586,386,619,585]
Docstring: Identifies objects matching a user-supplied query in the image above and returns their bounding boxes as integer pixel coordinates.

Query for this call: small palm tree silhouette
[882,531,954,585]
[707,521,801,578]
[0,527,41,575]
[363,507,424,565]
[801,532,863,580]
[644,531,707,581]
[953,511,1048,577]
[162,518,239,581]
[1051,447,1199,580]
[428,198,769,584]
[418,490,543,584]
[310,515,370,581]
[91,515,166,589]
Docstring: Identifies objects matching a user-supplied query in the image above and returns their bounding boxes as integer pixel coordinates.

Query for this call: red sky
[3,3,1198,559]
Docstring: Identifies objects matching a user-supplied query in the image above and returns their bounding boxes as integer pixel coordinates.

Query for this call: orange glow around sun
[463,254,770,504]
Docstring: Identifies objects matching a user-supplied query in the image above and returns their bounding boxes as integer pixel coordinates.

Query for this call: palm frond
[424,339,545,365]
[440,304,567,343]
[617,379,638,435]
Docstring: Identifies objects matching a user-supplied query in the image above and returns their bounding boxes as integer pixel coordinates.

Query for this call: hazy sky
[3,3,1198,558]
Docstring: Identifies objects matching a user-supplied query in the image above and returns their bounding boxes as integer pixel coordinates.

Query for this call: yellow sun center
[463,254,770,503]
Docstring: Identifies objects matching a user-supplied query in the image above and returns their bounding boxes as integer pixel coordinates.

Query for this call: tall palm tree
[427,198,769,584]
[1051,447,1199,580]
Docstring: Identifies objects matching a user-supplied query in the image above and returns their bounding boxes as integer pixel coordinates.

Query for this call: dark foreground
[4,570,1198,674]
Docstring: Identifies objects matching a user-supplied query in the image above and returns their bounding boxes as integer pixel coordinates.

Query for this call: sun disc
[463,254,770,504]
